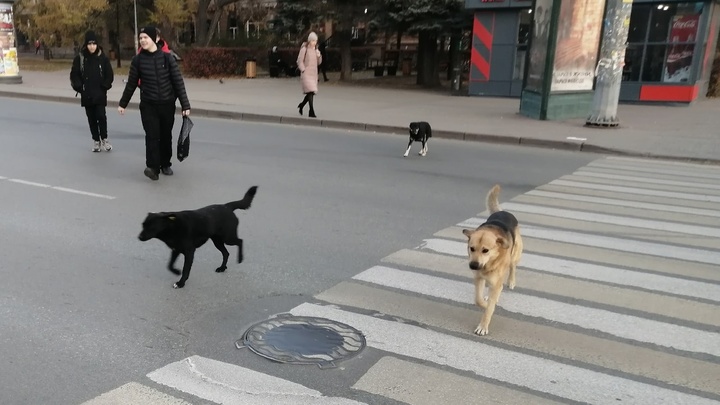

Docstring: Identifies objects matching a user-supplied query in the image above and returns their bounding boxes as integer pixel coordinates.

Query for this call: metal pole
[133,0,139,51]
[586,0,633,127]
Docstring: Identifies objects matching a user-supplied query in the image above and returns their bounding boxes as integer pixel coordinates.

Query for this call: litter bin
[402,58,412,76]
[246,58,257,79]
[374,65,385,77]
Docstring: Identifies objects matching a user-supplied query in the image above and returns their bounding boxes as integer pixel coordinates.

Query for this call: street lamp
[133,0,138,50]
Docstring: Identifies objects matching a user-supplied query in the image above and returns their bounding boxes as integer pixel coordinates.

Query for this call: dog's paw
[403,153,409,157]
[507,280,516,290]
[215,266,227,273]
[474,325,489,336]
[173,281,185,289]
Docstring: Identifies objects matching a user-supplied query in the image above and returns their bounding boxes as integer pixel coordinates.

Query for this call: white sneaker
[92,141,101,152]
[101,139,112,152]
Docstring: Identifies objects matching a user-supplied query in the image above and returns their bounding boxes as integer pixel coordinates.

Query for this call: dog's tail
[226,186,258,211]
[486,184,502,214]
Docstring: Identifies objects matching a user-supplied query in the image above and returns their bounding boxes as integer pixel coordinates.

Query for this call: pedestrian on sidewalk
[318,36,330,82]
[118,26,191,181]
[70,31,115,152]
[297,32,322,118]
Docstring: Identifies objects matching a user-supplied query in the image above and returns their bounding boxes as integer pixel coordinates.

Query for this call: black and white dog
[405,121,432,157]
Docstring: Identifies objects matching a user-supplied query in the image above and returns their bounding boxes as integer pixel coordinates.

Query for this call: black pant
[299,92,316,116]
[320,62,328,81]
[85,105,107,141]
[140,103,176,170]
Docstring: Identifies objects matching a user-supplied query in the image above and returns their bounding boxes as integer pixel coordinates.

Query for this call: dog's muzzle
[469,261,482,271]
[138,233,150,241]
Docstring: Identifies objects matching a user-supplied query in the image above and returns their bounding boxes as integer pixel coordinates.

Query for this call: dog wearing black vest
[404,121,432,157]
[461,185,523,336]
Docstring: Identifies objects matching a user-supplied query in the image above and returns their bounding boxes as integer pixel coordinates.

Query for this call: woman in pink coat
[297,32,322,118]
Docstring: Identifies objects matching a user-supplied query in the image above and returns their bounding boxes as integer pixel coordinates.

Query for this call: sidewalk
[2,70,719,164]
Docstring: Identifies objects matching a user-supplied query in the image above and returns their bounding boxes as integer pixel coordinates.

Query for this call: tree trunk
[196,1,209,46]
[395,28,403,67]
[338,29,352,81]
[416,31,440,87]
[204,9,223,46]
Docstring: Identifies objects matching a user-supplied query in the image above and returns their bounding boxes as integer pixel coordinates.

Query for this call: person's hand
[182,109,190,117]
[316,50,321,58]
[118,106,125,115]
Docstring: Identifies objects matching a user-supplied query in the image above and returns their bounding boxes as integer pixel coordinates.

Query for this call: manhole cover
[236,314,366,369]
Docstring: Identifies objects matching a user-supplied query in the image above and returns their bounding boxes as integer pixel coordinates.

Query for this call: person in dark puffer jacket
[70,31,114,152]
[118,26,191,181]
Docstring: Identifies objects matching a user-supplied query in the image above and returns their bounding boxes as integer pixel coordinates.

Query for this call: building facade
[466,0,720,103]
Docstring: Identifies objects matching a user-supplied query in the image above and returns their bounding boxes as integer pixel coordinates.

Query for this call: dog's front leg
[419,137,427,156]
[475,282,503,336]
[403,139,413,157]
[167,250,181,275]
[474,277,487,308]
[174,250,195,289]
[507,263,517,290]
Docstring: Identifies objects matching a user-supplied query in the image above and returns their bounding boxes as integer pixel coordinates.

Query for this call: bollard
[452,67,461,91]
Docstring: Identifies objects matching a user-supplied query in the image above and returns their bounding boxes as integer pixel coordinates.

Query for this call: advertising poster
[550,0,604,91]
[525,0,554,92]
[0,2,19,77]
[664,14,699,83]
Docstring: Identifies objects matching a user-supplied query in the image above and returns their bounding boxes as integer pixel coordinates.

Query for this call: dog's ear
[462,229,474,239]
[157,213,176,221]
[496,236,510,249]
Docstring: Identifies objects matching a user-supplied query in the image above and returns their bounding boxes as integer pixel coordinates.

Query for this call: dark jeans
[140,102,176,170]
[84,105,107,141]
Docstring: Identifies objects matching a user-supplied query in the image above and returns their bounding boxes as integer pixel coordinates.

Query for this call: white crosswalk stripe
[83,157,720,404]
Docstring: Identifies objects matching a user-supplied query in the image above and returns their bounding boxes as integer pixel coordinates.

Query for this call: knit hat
[84,31,98,46]
[308,32,318,42]
[139,26,158,42]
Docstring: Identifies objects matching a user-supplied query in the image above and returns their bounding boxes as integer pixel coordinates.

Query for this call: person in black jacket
[118,26,190,181]
[70,31,114,152]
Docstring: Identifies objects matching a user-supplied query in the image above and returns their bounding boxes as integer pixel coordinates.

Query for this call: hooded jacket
[70,45,114,107]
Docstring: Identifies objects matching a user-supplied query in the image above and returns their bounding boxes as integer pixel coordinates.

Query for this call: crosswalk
[82,156,720,404]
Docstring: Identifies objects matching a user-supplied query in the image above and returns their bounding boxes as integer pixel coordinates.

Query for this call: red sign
[669,15,699,42]
[664,15,700,82]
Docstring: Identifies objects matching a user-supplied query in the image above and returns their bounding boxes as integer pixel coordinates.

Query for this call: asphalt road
[0,97,598,404]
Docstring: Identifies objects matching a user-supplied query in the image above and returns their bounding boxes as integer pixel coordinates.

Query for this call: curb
[2,89,719,166]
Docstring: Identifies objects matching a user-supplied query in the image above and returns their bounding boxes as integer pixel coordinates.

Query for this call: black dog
[405,121,432,157]
[138,186,258,289]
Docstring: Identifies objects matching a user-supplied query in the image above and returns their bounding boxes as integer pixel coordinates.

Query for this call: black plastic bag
[177,116,193,162]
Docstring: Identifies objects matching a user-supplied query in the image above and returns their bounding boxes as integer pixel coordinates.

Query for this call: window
[628,5,651,43]
[622,2,703,83]
[514,9,532,80]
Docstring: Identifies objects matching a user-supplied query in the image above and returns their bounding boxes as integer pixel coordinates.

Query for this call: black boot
[298,94,309,116]
[308,93,317,118]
